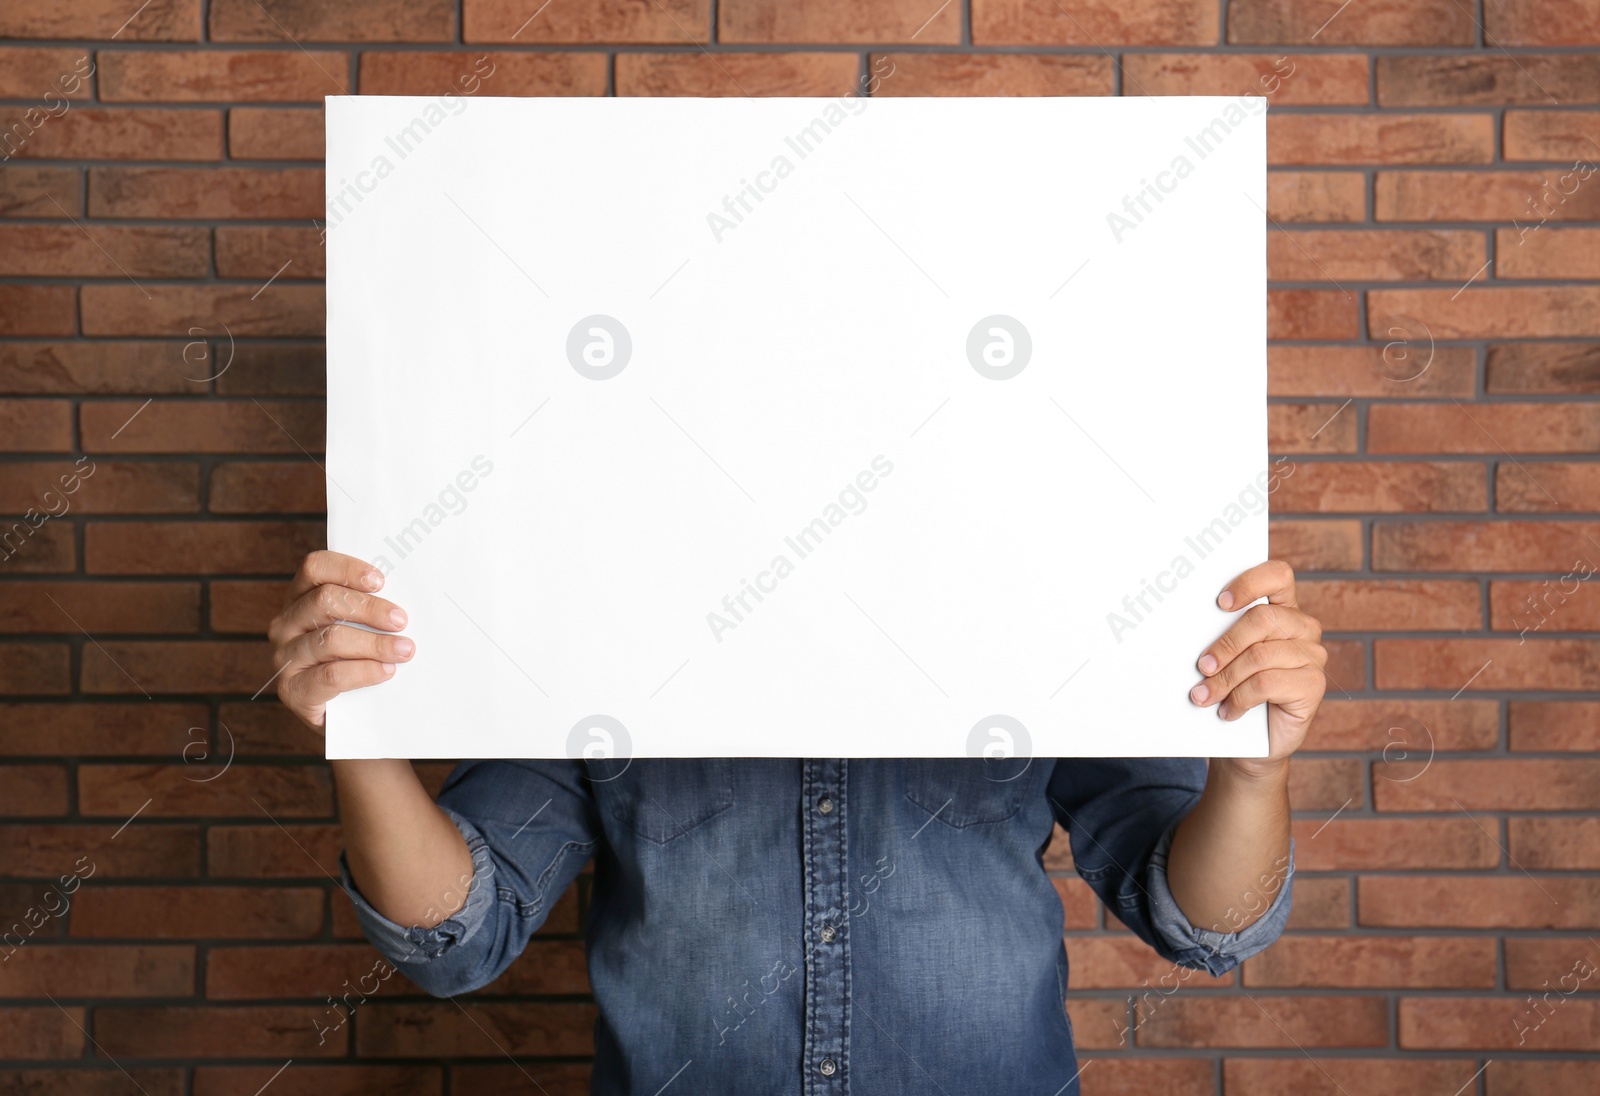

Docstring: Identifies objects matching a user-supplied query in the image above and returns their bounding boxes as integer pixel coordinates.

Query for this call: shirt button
[820,925,836,943]
[818,796,834,815]
[819,1058,837,1077]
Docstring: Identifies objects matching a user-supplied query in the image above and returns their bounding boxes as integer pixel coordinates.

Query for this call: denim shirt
[341,757,1292,1095]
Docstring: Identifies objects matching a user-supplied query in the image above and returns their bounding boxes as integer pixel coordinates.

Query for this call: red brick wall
[1,1,1597,1093]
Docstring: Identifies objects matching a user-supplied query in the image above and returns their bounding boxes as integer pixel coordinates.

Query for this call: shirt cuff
[1145,824,1295,976]
[338,805,498,966]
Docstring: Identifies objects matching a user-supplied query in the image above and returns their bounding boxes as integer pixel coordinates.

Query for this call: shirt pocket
[590,758,736,845]
[902,757,1035,828]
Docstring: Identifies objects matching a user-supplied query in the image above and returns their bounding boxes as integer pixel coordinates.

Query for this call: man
[272,550,1326,1095]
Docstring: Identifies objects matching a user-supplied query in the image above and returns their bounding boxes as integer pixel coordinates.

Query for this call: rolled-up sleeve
[1047,757,1292,976]
[339,759,599,997]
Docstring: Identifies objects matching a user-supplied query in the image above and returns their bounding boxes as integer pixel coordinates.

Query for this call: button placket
[801,759,849,1093]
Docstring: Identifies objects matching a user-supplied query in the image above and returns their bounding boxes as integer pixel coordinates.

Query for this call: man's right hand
[269,550,414,731]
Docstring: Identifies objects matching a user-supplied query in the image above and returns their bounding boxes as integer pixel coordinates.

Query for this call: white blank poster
[324,94,1268,760]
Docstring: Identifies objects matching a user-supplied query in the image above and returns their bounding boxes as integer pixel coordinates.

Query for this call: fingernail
[389,608,407,628]
[365,570,383,591]
[1217,702,1229,720]
[1198,653,1218,675]
[381,662,397,675]
[1217,589,1234,610]
[393,637,414,658]
[1190,683,1208,704]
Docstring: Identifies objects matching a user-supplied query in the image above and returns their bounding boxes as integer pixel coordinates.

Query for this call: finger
[279,621,414,671]
[286,550,385,602]
[279,658,397,727]
[1218,559,1297,612]
[1215,666,1327,722]
[270,581,407,647]
[1198,603,1322,678]
[1191,638,1323,708]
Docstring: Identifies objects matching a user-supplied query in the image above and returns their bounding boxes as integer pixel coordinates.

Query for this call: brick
[0,519,75,571]
[0,822,201,876]
[1125,53,1368,104]
[465,0,708,43]
[89,166,323,219]
[100,49,347,103]
[1376,169,1600,221]
[0,764,69,813]
[449,1065,584,1096]
[1492,577,1600,631]
[1269,114,1494,165]
[1510,700,1600,750]
[1505,110,1600,160]
[1325,638,1367,690]
[0,1070,182,1095]
[1269,290,1360,339]
[1372,403,1600,453]
[1374,520,1600,571]
[1487,0,1600,44]
[1298,577,1481,630]
[84,518,321,576]
[1269,519,1363,571]
[1377,637,1600,691]
[1380,53,1600,105]
[96,1004,344,1056]
[80,641,276,694]
[0,701,203,755]
[1289,757,1363,810]
[0,107,220,160]
[868,53,1112,96]
[209,580,287,634]
[80,760,331,817]
[0,398,73,450]
[0,1007,85,1059]
[82,399,323,454]
[1267,171,1365,222]
[355,1001,597,1056]
[73,886,324,939]
[0,48,96,98]
[228,106,323,159]
[0,165,81,217]
[1510,818,1600,869]
[1286,877,1350,929]
[1269,402,1357,453]
[193,1065,443,1096]
[360,50,606,96]
[1065,998,1127,1050]
[1269,345,1475,398]
[0,342,194,395]
[1488,1060,1600,1095]
[1270,228,1484,282]
[0,580,198,633]
[1401,996,1600,1050]
[1504,937,1600,988]
[1295,817,1499,869]
[1377,757,1600,810]
[615,51,862,97]
[0,944,193,996]
[214,344,325,397]
[728,0,959,43]
[211,0,453,42]
[1244,935,1495,988]
[219,701,323,755]
[1498,226,1600,278]
[0,645,69,695]
[973,0,1216,45]
[1065,1059,1213,1096]
[1137,994,1388,1047]
[0,0,197,39]
[1229,0,1475,44]
[206,943,399,998]
[483,938,592,995]
[1308,698,1499,751]
[0,286,75,336]
[209,461,324,514]
[1225,1058,1481,1096]
[207,823,341,878]
[1275,463,1486,514]
[1498,462,1600,513]
[82,285,324,338]
[1487,342,1600,394]
[1065,935,1232,990]
[1360,875,1600,927]
[1055,874,1099,929]
[0,460,199,513]
[1374,287,1600,338]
